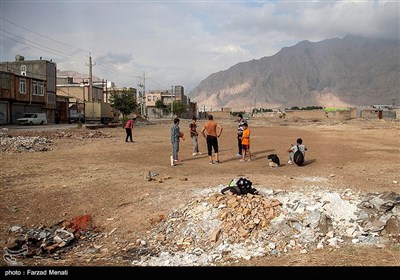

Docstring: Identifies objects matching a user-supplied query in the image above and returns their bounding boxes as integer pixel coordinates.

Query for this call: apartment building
[0,55,57,124]
[145,85,197,119]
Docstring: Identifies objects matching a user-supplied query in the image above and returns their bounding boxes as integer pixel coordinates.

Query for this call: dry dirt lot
[0,117,399,267]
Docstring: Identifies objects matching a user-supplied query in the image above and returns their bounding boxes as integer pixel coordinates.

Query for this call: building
[145,85,196,119]
[57,76,136,122]
[0,55,57,124]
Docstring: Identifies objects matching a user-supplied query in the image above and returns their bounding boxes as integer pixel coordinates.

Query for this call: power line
[0,30,87,63]
[0,16,89,55]
[1,16,171,90]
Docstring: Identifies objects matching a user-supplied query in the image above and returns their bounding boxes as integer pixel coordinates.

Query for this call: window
[38,82,44,96]
[19,79,26,94]
[1,74,11,89]
[32,81,38,95]
[20,65,27,76]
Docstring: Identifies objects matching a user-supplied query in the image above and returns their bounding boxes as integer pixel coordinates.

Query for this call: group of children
[171,115,307,166]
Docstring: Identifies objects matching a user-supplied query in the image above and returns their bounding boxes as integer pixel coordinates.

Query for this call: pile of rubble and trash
[130,182,400,266]
[1,128,111,154]
[1,128,52,154]
[3,215,100,266]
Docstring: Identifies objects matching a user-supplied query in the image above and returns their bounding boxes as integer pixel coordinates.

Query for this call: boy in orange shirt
[240,123,252,162]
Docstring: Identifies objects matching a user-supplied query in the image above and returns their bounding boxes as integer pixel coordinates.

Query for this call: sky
[1,0,399,94]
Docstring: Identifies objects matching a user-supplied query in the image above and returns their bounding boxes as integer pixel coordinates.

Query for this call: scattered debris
[3,215,99,265]
[128,186,399,266]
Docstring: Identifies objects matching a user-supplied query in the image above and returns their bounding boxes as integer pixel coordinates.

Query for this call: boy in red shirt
[125,117,135,142]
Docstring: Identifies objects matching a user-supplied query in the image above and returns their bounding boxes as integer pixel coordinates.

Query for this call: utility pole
[171,85,174,119]
[142,72,146,118]
[86,53,96,101]
[137,72,147,117]
[86,52,96,119]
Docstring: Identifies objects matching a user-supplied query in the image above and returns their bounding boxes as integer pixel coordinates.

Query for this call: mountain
[189,35,400,110]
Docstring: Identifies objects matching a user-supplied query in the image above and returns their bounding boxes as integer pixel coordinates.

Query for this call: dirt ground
[1,117,399,267]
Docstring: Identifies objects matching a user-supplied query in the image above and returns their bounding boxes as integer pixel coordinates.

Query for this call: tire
[30,121,33,125]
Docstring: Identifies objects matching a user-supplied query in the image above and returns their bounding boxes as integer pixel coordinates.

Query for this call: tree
[109,89,137,117]
[172,100,187,118]
[155,100,167,118]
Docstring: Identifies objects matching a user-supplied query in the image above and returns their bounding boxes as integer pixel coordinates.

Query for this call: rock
[210,228,221,242]
[155,234,165,241]
[385,217,400,234]
[326,231,334,238]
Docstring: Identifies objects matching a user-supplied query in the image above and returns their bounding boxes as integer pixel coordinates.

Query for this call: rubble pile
[1,128,52,154]
[131,186,400,266]
[3,215,100,266]
[7,129,111,140]
[1,128,111,154]
[54,130,111,139]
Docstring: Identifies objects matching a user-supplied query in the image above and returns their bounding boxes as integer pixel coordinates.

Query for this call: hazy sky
[1,0,399,93]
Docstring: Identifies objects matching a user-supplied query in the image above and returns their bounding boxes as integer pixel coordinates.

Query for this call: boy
[171,118,185,165]
[125,117,135,142]
[288,138,307,165]
[236,114,247,157]
[201,115,223,164]
[189,117,201,156]
[240,123,252,162]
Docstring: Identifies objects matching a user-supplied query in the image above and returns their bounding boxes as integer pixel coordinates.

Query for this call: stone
[384,217,400,234]
[210,228,221,242]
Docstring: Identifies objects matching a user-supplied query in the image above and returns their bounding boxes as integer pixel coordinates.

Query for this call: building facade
[0,55,56,124]
[145,85,196,119]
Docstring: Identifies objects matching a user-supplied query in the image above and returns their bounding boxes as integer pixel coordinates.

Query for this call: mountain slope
[189,35,400,110]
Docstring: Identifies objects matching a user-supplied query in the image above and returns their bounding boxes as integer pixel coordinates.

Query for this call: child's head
[243,123,248,129]
[208,115,214,120]
[192,117,197,123]
[174,118,180,124]
[296,138,303,144]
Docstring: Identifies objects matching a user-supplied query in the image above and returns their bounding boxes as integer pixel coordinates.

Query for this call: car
[67,114,85,124]
[17,113,47,125]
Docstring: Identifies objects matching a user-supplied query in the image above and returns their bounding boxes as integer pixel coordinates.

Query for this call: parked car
[17,113,47,125]
[68,114,85,124]
[67,114,85,123]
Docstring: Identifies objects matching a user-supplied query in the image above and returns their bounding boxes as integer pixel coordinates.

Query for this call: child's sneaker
[288,160,293,165]
[197,152,202,155]
[192,153,197,156]
[239,159,246,162]
[247,159,252,162]
[209,160,214,164]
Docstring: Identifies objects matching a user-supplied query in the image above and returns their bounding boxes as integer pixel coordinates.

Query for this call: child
[171,118,184,165]
[189,117,201,156]
[240,123,252,162]
[200,115,223,164]
[288,138,307,165]
[124,117,135,142]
